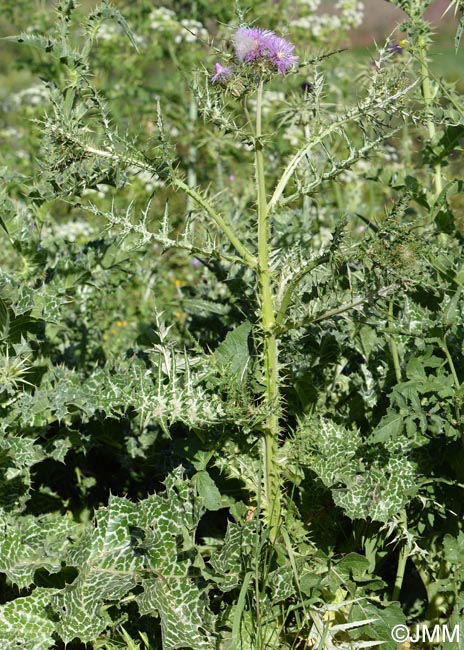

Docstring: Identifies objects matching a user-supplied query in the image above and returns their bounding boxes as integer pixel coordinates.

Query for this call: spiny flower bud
[211,63,233,84]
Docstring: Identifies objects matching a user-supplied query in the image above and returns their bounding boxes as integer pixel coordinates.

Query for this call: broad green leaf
[349,600,407,650]
[367,413,403,444]
[138,577,215,650]
[267,564,296,602]
[336,553,370,579]
[135,468,215,648]
[443,531,464,580]
[52,496,144,643]
[181,298,229,316]
[303,419,418,521]
[193,471,223,511]
[213,321,251,380]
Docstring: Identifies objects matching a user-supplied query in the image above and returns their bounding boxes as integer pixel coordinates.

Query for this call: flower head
[264,34,299,73]
[233,27,272,63]
[232,26,298,74]
[211,62,233,84]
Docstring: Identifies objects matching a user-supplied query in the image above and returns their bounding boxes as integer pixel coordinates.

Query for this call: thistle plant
[159,21,412,539]
[190,24,414,537]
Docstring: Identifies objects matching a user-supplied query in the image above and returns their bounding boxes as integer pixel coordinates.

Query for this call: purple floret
[264,34,299,73]
[232,26,298,74]
[233,27,272,63]
[389,41,402,55]
[211,63,233,84]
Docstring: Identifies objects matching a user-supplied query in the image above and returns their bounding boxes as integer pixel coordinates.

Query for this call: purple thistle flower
[232,26,298,74]
[264,34,299,73]
[211,63,233,84]
[389,39,407,55]
[233,27,272,63]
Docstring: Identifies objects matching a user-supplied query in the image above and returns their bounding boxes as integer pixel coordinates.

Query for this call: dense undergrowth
[0,0,464,648]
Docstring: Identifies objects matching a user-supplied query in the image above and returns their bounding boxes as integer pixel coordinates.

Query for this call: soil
[342,0,459,45]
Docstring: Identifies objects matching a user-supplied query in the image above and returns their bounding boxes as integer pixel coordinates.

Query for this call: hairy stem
[417,33,443,197]
[186,89,198,213]
[388,299,402,383]
[392,510,409,601]
[442,335,460,389]
[255,79,281,539]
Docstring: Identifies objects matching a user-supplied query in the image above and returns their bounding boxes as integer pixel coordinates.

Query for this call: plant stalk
[388,302,407,602]
[417,33,443,197]
[388,299,402,383]
[255,79,281,539]
[392,510,409,601]
[186,88,198,213]
[442,335,460,389]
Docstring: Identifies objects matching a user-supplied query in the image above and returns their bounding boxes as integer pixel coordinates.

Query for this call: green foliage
[293,418,418,521]
[0,0,463,647]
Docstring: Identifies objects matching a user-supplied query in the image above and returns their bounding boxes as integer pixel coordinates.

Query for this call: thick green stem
[392,511,409,601]
[186,90,198,213]
[388,304,407,602]
[417,33,443,197]
[442,335,460,389]
[255,79,281,538]
[388,299,402,383]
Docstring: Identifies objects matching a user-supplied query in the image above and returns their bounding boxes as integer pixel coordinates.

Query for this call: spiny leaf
[137,577,215,650]
[296,418,419,521]
[0,587,58,650]
[87,0,139,51]
[0,514,80,588]
[209,521,256,591]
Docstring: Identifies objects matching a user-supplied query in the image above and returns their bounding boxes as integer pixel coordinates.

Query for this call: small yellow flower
[103,334,108,341]
[116,320,123,327]
[122,320,128,327]
[175,279,182,288]
[175,312,183,319]
[111,328,117,335]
